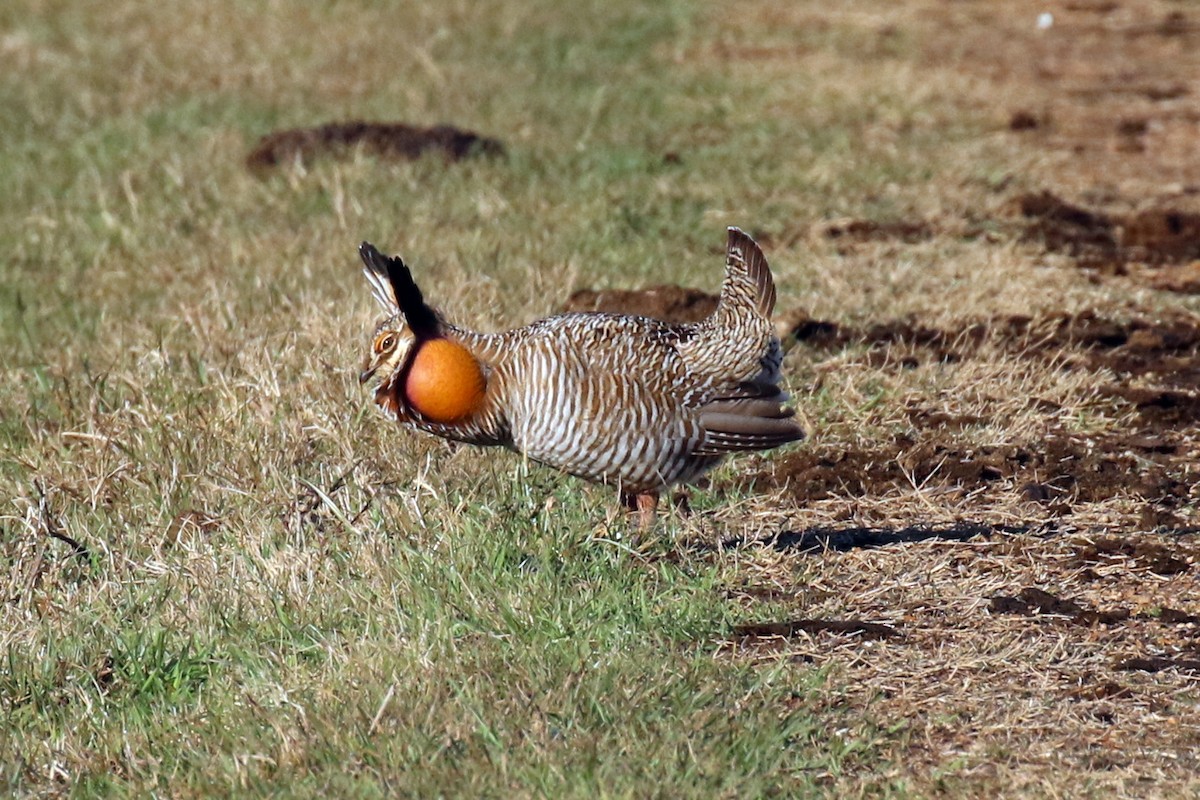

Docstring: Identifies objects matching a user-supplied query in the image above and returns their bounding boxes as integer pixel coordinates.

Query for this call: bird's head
[358,313,416,407]
[357,242,486,423]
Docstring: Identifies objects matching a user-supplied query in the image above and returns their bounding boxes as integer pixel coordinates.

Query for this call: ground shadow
[722,522,1200,554]
[739,522,1042,553]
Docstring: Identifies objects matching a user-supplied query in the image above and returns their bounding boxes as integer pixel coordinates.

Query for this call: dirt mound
[560,285,719,324]
[1015,190,1200,275]
[246,121,505,170]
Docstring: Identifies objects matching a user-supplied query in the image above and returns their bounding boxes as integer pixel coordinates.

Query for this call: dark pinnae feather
[359,242,441,337]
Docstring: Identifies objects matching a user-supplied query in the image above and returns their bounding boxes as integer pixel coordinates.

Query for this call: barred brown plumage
[357,227,805,527]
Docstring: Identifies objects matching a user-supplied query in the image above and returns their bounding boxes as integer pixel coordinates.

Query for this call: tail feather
[722,227,776,318]
[695,411,805,454]
[694,381,805,455]
[703,397,795,419]
[359,242,441,338]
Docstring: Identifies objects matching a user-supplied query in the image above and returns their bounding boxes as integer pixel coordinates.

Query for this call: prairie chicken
[357,228,804,527]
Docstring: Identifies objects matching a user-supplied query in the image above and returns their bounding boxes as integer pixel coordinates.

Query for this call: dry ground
[3,0,1200,796]
[692,1,1200,794]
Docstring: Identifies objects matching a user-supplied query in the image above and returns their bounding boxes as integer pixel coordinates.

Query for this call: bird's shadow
[714,521,1200,553]
[762,522,1039,552]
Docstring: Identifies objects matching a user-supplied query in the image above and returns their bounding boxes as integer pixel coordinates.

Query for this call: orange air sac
[404,339,486,423]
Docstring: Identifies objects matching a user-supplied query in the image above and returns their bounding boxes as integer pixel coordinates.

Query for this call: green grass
[0,0,1035,796]
[2,500,856,796]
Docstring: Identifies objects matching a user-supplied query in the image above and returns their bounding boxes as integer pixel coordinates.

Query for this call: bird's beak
[358,366,377,385]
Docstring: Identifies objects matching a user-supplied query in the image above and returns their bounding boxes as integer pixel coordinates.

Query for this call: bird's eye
[376,333,396,353]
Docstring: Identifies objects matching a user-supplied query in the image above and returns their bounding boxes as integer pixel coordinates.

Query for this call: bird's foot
[620,490,660,533]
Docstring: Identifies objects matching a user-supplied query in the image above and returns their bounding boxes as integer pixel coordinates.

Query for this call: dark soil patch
[1014,191,1121,270]
[990,587,1200,628]
[816,217,935,247]
[1014,190,1200,278]
[1158,607,1200,625]
[1009,109,1043,131]
[560,285,719,324]
[246,121,505,170]
[989,587,1131,625]
[743,431,1193,511]
[1117,656,1200,674]
[779,311,840,346]
[1071,536,1193,575]
[785,313,982,363]
[1101,386,1200,426]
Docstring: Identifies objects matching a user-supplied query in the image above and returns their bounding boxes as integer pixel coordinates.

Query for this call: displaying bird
[357,228,805,528]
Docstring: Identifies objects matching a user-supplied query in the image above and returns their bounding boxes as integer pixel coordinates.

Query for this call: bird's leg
[619,490,660,531]
[636,491,659,531]
[620,490,638,517]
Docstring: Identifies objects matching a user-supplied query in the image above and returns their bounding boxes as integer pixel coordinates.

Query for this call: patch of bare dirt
[560,285,719,324]
[1014,190,1200,281]
[814,217,935,248]
[246,121,505,170]
[746,431,1193,516]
